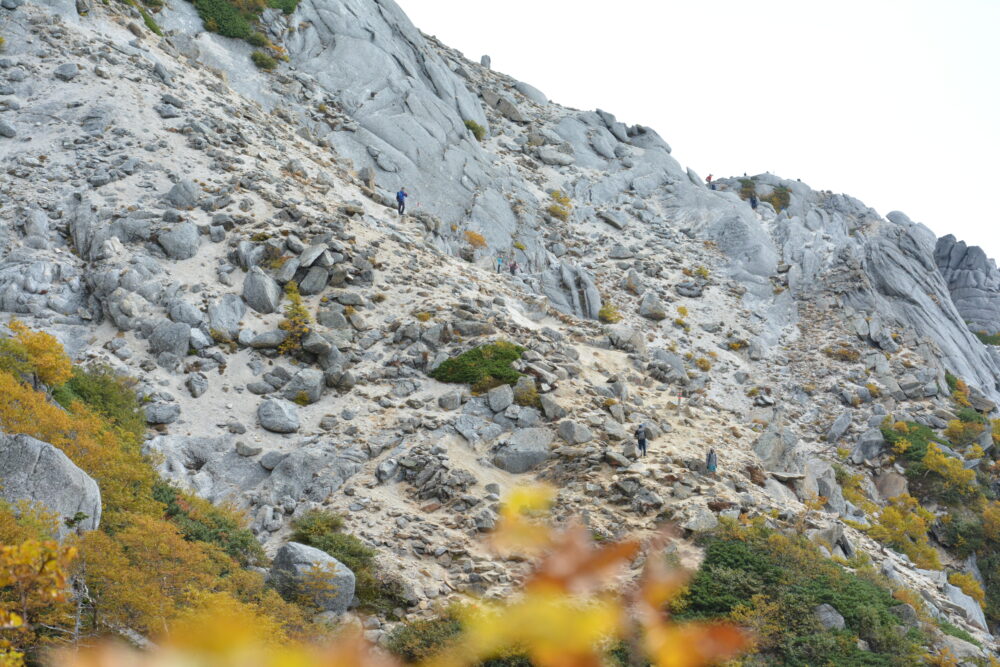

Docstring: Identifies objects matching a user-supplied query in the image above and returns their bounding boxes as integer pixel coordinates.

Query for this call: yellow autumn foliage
[947,572,985,604]
[867,494,941,569]
[942,419,985,447]
[0,319,72,388]
[922,443,978,498]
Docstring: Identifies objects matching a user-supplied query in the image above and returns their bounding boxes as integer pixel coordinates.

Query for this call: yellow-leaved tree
[867,494,941,569]
[0,319,72,389]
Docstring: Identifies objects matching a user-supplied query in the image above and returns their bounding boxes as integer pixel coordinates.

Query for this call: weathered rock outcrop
[0,432,101,537]
[935,234,1000,334]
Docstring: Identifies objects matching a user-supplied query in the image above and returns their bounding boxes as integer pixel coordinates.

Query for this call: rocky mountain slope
[3,0,1000,661]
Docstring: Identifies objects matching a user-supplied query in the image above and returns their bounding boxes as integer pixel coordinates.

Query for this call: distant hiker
[497,255,505,273]
[396,188,408,215]
[749,194,758,210]
[706,448,718,476]
[635,423,648,457]
[509,260,519,276]
[706,174,717,190]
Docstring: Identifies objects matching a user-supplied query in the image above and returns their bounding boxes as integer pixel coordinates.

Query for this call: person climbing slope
[396,187,408,215]
[706,448,718,476]
[497,255,504,273]
[635,423,648,457]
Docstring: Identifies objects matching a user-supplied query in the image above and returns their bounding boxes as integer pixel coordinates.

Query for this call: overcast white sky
[402,0,1000,259]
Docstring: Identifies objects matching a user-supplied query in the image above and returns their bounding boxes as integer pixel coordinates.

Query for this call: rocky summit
[2,0,1000,663]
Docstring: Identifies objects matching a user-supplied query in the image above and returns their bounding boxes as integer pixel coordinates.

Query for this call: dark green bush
[676,526,923,665]
[956,407,987,424]
[267,0,299,13]
[945,371,960,394]
[738,178,756,200]
[246,31,270,47]
[290,509,407,615]
[251,50,278,70]
[153,482,265,566]
[190,0,254,39]
[387,615,462,663]
[430,341,524,393]
[137,5,163,35]
[53,364,146,442]
[938,511,985,558]
[973,330,1000,346]
[939,619,980,647]
[464,119,486,141]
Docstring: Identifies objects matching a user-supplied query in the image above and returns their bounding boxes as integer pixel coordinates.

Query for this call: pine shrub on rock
[251,50,278,71]
[464,119,486,141]
[430,341,525,393]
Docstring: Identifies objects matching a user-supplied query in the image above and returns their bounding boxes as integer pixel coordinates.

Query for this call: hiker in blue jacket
[396,188,408,215]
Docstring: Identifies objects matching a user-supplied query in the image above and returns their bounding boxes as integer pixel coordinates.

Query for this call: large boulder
[557,420,593,445]
[0,433,101,537]
[943,582,988,631]
[149,320,191,357]
[281,369,325,405]
[753,424,800,471]
[258,399,300,433]
[799,459,846,515]
[164,179,200,209]
[850,429,886,464]
[638,291,667,320]
[243,267,282,314]
[208,294,246,340]
[493,428,553,474]
[487,384,514,413]
[158,222,199,259]
[540,262,601,320]
[813,604,845,631]
[270,542,356,613]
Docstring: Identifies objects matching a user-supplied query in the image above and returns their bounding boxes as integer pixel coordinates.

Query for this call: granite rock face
[935,234,1000,334]
[0,433,102,537]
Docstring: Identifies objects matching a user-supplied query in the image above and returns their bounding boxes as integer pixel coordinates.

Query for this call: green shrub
[277,281,311,355]
[546,191,571,221]
[0,36,5,52]
[430,342,524,392]
[52,364,146,442]
[152,481,265,566]
[137,4,163,35]
[513,384,541,409]
[267,0,299,13]
[546,203,569,221]
[290,510,407,615]
[251,50,278,70]
[956,407,987,424]
[676,525,924,664]
[822,343,860,362]
[762,185,791,213]
[190,0,254,39]
[945,371,960,394]
[388,615,462,662]
[464,119,486,141]
[598,303,622,324]
[738,179,756,200]
[246,31,270,47]
[939,619,980,647]
[973,330,1000,346]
